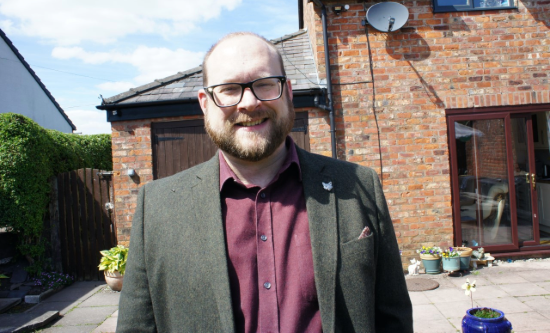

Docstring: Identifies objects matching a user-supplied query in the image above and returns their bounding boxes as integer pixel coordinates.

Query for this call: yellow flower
[462,278,476,296]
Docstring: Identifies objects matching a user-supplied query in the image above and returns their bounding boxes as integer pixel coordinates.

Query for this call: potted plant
[456,246,472,270]
[417,245,442,274]
[442,247,461,272]
[461,279,512,332]
[98,245,128,291]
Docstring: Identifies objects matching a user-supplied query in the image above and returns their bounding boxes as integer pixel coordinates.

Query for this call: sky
[0,0,300,134]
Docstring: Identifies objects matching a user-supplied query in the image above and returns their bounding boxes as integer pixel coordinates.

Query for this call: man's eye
[217,85,239,94]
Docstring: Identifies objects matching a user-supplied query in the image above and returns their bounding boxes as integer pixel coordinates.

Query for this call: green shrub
[0,113,112,275]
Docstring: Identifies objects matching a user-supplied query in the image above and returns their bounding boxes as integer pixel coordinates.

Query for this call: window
[433,0,516,13]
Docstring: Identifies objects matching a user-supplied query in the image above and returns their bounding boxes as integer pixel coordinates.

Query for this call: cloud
[0,0,242,45]
[65,109,111,134]
[53,45,205,92]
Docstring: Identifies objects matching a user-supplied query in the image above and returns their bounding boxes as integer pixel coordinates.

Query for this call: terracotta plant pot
[104,271,124,291]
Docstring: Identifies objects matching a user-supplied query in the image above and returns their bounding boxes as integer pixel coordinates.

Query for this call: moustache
[229,109,277,125]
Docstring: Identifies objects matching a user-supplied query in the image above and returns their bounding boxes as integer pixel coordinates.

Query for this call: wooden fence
[55,168,116,281]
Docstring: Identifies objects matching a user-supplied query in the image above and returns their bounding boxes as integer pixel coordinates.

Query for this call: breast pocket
[340,232,374,259]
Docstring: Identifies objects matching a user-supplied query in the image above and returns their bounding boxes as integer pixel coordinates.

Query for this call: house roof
[101,30,321,106]
[0,29,76,131]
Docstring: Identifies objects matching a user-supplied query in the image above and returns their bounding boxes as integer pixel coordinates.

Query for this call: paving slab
[53,305,118,326]
[408,291,432,305]
[413,304,458,333]
[517,269,550,283]
[485,273,531,285]
[469,285,510,300]
[497,282,549,297]
[44,282,104,303]
[0,310,59,333]
[504,311,550,332]
[41,324,96,333]
[479,296,533,314]
[78,289,120,307]
[27,300,75,316]
[0,298,20,313]
[423,286,472,303]
[517,295,550,318]
[92,316,117,333]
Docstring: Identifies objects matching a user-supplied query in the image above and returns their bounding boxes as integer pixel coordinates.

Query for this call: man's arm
[371,171,413,333]
[116,186,157,333]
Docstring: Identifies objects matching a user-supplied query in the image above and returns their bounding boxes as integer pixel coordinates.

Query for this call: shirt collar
[219,136,302,191]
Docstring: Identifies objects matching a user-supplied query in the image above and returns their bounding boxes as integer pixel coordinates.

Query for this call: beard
[204,97,295,162]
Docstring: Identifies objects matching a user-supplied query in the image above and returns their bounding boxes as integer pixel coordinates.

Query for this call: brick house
[98,0,550,266]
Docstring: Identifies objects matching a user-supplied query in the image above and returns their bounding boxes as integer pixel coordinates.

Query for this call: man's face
[198,36,294,162]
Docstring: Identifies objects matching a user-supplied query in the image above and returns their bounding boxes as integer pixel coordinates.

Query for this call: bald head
[202,32,286,87]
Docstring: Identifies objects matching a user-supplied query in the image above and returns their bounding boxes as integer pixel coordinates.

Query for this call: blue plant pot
[442,257,460,272]
[460,256,471,270]
[462,308,512,333]
[420,255,441,274]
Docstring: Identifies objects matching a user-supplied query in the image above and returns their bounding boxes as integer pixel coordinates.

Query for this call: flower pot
[442,256,460,272]
[420,254,441,274]
[457,247,472,270]
[104,271,124,291]
[462,307,512,333]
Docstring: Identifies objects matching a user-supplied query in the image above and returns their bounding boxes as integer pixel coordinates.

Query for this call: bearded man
[116,32,413,333]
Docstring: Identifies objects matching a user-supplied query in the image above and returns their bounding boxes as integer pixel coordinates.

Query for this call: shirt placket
[255,189,279,333]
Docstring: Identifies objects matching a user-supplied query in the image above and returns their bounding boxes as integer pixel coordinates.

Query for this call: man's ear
[286,79,293,102]
[198,89,208,114]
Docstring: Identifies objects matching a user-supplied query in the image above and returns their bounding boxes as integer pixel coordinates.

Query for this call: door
[449,112,542,253]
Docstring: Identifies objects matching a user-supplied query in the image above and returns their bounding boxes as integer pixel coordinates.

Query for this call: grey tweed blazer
[117,147,413,333]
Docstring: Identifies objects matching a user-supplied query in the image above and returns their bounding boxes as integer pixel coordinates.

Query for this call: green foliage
[0,113,112,275]
[98,245,128,275]
[474,308,500,318]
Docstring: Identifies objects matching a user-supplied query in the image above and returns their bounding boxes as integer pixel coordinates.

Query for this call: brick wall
[302,0,549,262]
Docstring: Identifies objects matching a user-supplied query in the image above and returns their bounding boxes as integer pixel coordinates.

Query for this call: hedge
[0,113,112,274]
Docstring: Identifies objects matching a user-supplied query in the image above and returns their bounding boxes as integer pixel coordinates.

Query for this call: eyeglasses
[204,76,287,108]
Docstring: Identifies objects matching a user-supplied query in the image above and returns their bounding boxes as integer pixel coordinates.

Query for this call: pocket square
[358,226,371,239]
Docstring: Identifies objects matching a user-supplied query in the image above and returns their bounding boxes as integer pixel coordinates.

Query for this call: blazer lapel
[297,148,338,333]
[190,156,235,333]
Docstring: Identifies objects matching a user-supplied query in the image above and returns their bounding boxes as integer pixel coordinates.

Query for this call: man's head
[198,32,294,162]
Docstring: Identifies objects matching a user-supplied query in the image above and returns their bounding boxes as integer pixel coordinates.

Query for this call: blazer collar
[297,148,338,333]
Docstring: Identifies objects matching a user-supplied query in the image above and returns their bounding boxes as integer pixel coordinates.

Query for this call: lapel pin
[322,181,333,191]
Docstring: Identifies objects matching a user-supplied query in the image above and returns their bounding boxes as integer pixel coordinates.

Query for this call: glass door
[449,113,520,252]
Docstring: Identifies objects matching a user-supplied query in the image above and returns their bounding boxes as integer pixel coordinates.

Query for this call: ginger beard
[204,93,295,162]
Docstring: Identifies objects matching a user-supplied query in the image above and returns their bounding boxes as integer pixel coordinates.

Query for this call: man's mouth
[236,118,267,127]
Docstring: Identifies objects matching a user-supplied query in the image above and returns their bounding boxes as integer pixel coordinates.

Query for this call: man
[117,32,412,333]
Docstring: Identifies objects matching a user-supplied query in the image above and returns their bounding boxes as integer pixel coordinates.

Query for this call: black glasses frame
[204,76,287,108]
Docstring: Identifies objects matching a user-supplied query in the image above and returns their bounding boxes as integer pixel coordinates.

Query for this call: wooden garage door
[152,113,310,179]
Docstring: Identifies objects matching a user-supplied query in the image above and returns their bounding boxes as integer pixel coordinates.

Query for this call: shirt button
[260,235,267,241]
[260,192,266,198]
[264,282,271,289]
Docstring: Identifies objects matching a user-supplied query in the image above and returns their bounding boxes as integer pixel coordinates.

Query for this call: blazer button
[263,282,271,289]
[261,235,267,241]
[260,192,266,199]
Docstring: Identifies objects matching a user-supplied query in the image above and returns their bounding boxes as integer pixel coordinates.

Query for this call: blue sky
[0,0,300,134]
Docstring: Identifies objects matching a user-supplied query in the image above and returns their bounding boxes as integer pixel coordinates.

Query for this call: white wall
[0,37,73,133]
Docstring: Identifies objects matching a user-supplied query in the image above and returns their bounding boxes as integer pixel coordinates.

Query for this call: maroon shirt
[220,138,322,333]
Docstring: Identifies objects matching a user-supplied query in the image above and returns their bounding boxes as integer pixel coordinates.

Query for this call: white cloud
[53,45,205,92]
[65,109,111,134]
[0,0,242,45]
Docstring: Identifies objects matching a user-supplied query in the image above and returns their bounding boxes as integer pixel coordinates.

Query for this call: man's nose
[238,88,260,111]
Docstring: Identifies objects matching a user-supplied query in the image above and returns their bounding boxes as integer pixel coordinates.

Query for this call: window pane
[456,119,512,247]
[474,0,511,7]
[438,0,469,5]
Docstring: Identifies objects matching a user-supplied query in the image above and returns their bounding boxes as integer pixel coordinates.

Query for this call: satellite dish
[366,2,409,32]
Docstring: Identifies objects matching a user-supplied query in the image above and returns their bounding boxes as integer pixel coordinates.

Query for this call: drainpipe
[311,0,337,159]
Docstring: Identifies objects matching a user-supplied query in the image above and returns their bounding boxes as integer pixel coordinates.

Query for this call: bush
[0,113,111,275]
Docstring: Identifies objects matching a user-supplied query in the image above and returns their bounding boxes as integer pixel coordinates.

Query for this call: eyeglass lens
[211,77,282,107]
